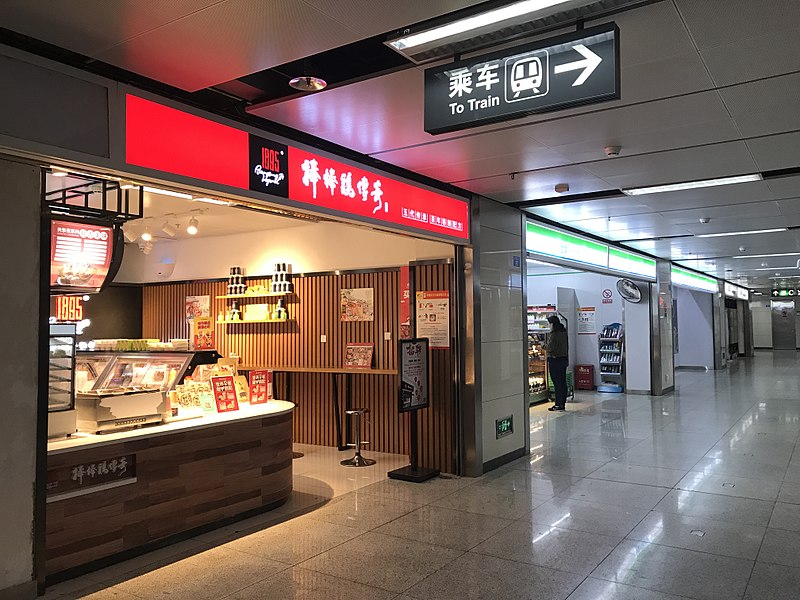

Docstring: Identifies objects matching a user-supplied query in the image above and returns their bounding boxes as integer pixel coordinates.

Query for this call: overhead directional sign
[772,288,799,298]
[424,23,619,134]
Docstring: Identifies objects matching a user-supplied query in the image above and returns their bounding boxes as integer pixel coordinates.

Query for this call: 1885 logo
[248,135,288,198]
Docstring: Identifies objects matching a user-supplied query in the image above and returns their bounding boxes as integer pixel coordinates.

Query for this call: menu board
[50,220,114,291]
[398,338,429,413]
[192,318,215,350]
[415,291,450,349]
[210,375,240,413]
[249,370,273,405]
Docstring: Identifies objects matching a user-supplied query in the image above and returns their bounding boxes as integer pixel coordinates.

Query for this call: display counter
[45,401,294,579]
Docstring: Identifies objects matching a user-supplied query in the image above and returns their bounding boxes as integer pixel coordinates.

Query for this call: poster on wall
[398,338,429,412]
[50,220,114,292]
[399,266,411,339]
[210,376,240,413]
[192,318,215,350]
[415,291,450,349]
[249,370,273,404]
[577,307,597,335]
[344,343,374,368]
[340,288,374,321]
[185,295,210,321]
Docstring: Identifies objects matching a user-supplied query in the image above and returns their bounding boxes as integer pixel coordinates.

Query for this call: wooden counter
[45,402,294,579]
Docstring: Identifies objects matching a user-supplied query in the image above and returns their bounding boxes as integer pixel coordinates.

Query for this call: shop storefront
[23,88,472,585]
[670,266,718,370]
[525,221,657,398]
[722,281,753,359]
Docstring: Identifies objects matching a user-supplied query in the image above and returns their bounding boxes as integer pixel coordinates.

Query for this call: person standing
[546,315,569,411]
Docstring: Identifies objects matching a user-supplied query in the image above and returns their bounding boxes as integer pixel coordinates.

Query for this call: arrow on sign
[554,44,602,86]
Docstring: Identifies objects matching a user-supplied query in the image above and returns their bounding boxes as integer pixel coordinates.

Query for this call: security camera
[604,146,621,157]
[699,217,711,224]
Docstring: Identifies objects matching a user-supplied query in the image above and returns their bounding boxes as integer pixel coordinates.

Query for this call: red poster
[50,220,113,291]
[249,370,273,405]
[193,318,215,350]
[210,376,240,413]
[399,266,411,339]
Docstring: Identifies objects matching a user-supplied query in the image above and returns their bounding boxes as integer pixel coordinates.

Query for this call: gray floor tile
[627,510,766,560]
[357,476,474,505]
[473,521,620,576]
[769,502,800,532]
[757,528,800,568]
[308,491,421,530]
[225,567,395,600]
[405,552,583,600]
[297,531,462,593]
[478,468,578,495]
[676,471,782,501]
[558,478,670,509]
[513,454,609,477]
[656,489,775,527]
[567,577,689,600]
[586,462,687,487]
[374,505,512,550]
[591,539,753,600]
[431,483,551,519]
[690,456,789,482]
[744,562,800,600]
[114,546,288,600]
[526,497,650,538]
[778,481,800,504]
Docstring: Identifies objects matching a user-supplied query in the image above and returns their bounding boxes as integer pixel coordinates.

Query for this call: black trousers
[548,356,569,408]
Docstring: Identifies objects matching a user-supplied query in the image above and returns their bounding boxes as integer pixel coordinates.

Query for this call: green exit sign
[496,415,514,439]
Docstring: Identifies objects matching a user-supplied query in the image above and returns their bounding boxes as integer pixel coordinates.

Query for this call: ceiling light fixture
[697,228,787,238]
[186,217,199,236]
[750,267,798,271]
[193,197,232,206]
[288,76,327,92]
[140,228,152,242]
[51,168,69,177]
[161,222,178,237]
[387,0,574,52]
[622,174,763,196]
[142,186,193,200]
[733,252,800,259]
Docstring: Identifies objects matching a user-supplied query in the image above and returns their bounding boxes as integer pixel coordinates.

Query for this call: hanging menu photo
[50,220,114,291]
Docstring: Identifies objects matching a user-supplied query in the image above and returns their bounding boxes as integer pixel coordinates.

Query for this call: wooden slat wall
[141,264,457,473]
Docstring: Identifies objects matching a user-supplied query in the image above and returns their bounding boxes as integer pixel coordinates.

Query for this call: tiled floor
[44,351,800,599]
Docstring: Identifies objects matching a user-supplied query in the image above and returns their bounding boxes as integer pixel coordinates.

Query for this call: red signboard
[50,220,113,291]
[54,296,84,322]
[125,95,469,242]
[248,370,273,405]
[210,375,240,413]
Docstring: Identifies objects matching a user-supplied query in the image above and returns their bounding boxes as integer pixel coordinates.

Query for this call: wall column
[650,260,675,395]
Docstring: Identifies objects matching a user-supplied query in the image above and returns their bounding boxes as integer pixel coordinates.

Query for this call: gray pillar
[713,283,728,368]
[650,260,675,395]
[0,157,41,599]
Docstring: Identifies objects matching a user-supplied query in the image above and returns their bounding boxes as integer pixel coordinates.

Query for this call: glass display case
[527,305,555,404]
[75,352,115,393]
[49,324,77,438]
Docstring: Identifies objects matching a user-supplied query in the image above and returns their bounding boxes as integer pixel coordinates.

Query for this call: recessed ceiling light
[140,228,152,242]
[193,197,231,206]
[387,0,574,51]
[622,174,762,196]
[733,252,800,259]
[289,76,327,92]
[143,186,193,199]
[697,228,787,238]
[750,266,797,271]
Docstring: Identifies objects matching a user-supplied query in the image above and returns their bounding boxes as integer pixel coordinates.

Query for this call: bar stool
[340,408,375,467]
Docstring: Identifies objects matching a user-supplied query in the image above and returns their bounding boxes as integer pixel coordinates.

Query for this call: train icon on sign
[505,49,549,103]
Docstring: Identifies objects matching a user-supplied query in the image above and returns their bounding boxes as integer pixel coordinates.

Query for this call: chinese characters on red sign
[249,370,273,405]
[210,375,240,413]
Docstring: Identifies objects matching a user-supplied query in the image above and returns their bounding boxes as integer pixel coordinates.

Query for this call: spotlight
[51,168,69,177]
[289,76,327,92]
[161,222,178,237]
[186,217,199,236]
[141,241,154,255]
[140,228,152,242]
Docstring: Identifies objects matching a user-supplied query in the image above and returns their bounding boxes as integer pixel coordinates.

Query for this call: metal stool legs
[340,408,375,467]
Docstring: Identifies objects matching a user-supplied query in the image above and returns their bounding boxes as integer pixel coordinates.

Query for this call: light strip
[388,0,573,50]
[697,228,787,238]
[142,186,193,200]
[732,252,800,259]
[749,266,799,271]
[622,174,762,196]
[193,197,232,206]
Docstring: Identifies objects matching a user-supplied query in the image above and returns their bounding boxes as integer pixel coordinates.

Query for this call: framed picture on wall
[340,288,374,321]
[344,343,374,369]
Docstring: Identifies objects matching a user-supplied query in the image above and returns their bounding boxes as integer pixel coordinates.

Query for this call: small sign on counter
[210,375,240,413]
[249,370,273,404]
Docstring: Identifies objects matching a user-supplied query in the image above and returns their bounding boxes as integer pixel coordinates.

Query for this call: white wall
[115,221,453,283]
[479,200,526,467]
[674,287,715,368]
[751,301,773,348]
[528,271,651,392]
[0,159,40,598]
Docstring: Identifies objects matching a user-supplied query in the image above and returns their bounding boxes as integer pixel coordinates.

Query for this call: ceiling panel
[767,176,800,199]
[528,197,655,222]
[461,166,608,202]
[582,141,758,188]
[412,149,571,185]
[623,237,717,258]
[700,29,800,87]
[777,197,800,216]
[659,201,782,224]
[634,180,776,211]
[747,132,800,172]
[675,0,800,50]
[680,215,800,236]
[720,73,800,138]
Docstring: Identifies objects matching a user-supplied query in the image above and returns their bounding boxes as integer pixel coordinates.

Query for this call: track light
[140,228,152,242]
[186,217,199,236]
[161,221,178,237]
[123,228,137,243]
[140,240,154,255]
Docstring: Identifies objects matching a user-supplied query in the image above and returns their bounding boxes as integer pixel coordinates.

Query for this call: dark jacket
[546,329,569,359]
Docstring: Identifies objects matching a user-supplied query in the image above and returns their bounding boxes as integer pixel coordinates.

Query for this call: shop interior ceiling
[4,0,800,290]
